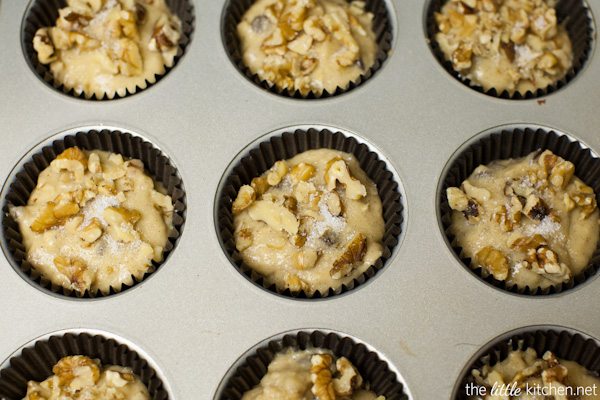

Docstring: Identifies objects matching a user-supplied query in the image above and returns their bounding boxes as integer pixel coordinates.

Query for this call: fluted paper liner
[222,0,393,99]
[22,0,194,100]
[455,327,600,399]
[220,330,409,399]
[1,129,186,298]
[426,0,593,99]
[217,127,403,298]
[440,127,600,295]
[0,332,168,400]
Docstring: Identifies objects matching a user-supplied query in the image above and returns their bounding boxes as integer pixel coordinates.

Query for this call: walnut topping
[434,0,573,95]
[284,272,310,292]
[53,355,100,389]
[476,246,509,280]
[52,147,88,180]
[333,357,364,396]
[523,194,550,221]
[232,185,256,215]
[103,206,141,242]
[293,247,319,270]
[327,192,342,216]
[267,160,289,186]
[33,28,56,64]
[331,233,367,279]
[507,232,546,251]
[525,246,570,282]
[54,256,94,292]
[310,354,335,400]
[325,159,366,200]
[149,15,181,51]
[290,162,316,184]
[247,200,300,236]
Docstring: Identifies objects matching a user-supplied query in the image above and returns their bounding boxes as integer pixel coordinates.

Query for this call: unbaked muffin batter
[232,149,385,295]
[434,0,573,95]
[447,149,599,290]
[470,348,600,399]
[242,348,385,400]
[237,0,378,96]
[10,147,174,295]
[33,0,181,99]
[22,355,150,400]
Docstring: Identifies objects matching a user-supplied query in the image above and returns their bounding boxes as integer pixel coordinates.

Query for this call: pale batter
[232,149,385,295]
[447,149,599,290]
[10,147,174,295]
[33,0,181,99]
[22,355,150,400]
[242,348,385,400]
[237,0,378,96]
[434,0,573,95]
[470,348,600,399]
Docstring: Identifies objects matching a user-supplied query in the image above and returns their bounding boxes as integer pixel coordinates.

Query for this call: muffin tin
[1,0,599,399]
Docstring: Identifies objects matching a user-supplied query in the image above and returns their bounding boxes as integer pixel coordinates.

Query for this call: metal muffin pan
[0,0,599,399]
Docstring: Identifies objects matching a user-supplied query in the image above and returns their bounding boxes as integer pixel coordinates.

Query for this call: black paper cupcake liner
[216,127,404,299]
[454,326,600,399]
[0,331,168,400]
[222,0,393,99]
[439,126,600,295]
[218,330,409,399]
[21,0,195,100]
[1,128,186,298]
[426,0,594,99]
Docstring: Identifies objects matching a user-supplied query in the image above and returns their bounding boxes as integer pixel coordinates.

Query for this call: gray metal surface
[0,0,599,399]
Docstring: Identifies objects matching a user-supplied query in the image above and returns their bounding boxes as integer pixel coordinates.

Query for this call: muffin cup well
[1,128,186,298]
[0,331,169,400]
[21,0,194,100]
[425,0,594,99]
[218,329,410,399]
[454,327,600,399]
[216,127,404,299]
[222,0,393,99]
[439,126,600,295]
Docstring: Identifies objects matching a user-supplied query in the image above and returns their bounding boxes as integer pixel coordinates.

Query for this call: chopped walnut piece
[52,147,88,180]
[247,200,300,236]
[333,357,364,396]
[325,159,366,200]
[331,233,367,279]
[149,15,181,51]
[284,272,310,292]
[549,160,575,189]
[290,162,316,184]
[54,257,94,292]
[267,160,289,186]
[327,192,342,216]
[103,206,141,242]
[523,194,550,221]
[33,28,56,64]
[53,355,101,389]
[232,185,256,215]
[251,176,270,197]
[476,246,509,280]
[507,232,547,251]
[293,247,318,270]
[310,354,336,400]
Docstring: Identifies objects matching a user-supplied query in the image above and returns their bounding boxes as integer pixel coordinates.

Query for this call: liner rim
[20,0,195,101]
[221,0,394,99]
[424,0,595,100]
[0,126,187,300]
[453,325,600,399]
[214,125,405,300]
[0,329,171,400]
[437,123,600,296]
[214,328,412,400]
